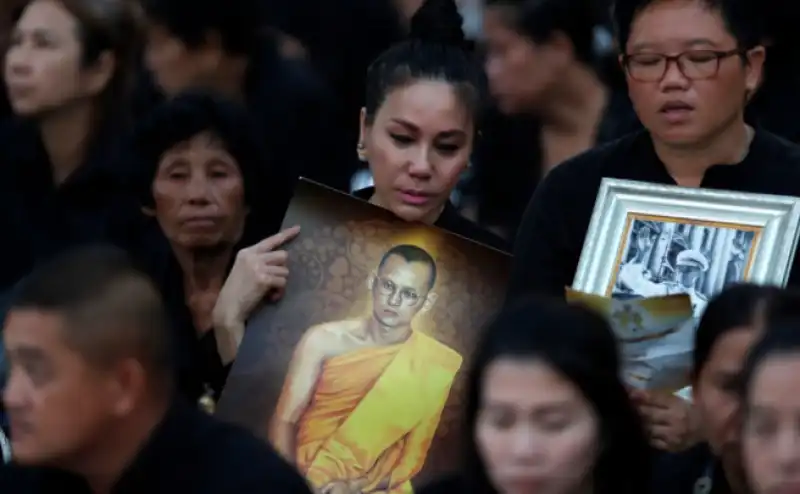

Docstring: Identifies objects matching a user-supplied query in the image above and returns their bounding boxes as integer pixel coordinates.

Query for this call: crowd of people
[0,0,799,491]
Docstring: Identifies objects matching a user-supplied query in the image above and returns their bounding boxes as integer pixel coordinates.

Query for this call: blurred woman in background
[648,284,795,494]
[470,0,638,240]
[740,316,800,494]
[0,0,142,289]
[421,296,650,494]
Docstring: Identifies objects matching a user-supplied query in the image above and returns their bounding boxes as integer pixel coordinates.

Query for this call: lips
[659,100,695,124]
[397,189,432,206]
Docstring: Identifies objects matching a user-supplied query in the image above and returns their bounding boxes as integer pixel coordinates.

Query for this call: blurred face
[694,326,760,479]
[476,359,599,494]
[623,0,764,147]
[371,254,432,329]
[151,131,247,250]
[483,7,566,114]
[743,354,800,494]
[3,310,118,465]
[4,0,110,117]
[678,265,702,288]
[144,22,216,97]
[361,81,473,224]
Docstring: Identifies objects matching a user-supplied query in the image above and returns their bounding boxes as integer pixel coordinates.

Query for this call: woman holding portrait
[131,92,298,404]
[352,0,508,252]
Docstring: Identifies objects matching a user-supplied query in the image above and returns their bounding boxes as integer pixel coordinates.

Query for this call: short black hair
[133,91,286,243]
[485,0,599,64]
[377,244,437,290]
[364,0,485,127]
[140,0,268,56]
[611,0,763,51]
[10,245,172,378]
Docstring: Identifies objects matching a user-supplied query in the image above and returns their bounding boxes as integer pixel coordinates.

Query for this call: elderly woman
[131,92,299,405]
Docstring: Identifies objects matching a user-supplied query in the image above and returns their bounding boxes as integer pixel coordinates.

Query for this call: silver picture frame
[572,178,800,297]
[0,427,9,464]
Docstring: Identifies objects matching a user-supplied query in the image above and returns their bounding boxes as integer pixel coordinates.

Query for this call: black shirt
[0,119,142,290]
[0,400,312,494]
[353,187,510,252]
[650,443,731,494]
[506,128,800,300]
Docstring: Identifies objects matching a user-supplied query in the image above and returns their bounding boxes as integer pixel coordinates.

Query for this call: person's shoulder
[196,416,312,492]
[300,319,362,350]
[650,443,712,494]
[755,129,800,165]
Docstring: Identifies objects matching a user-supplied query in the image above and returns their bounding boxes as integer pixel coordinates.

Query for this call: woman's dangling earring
[357,142,367,162]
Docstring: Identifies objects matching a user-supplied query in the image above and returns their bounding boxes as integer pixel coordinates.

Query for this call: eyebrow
[629,38,720,52]
[389,119,465,138]
[9,345,48,363]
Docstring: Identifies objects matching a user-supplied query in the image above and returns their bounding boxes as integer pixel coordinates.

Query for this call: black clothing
[416,475,467,494]
[650,443,731,494]
[353,187,509,252]
[0,400,312,493]
[506,128,800,300]
[471,89,641,241]
[0,119,141,290]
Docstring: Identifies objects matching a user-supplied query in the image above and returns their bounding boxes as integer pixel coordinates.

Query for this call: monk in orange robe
[269,245,462,494]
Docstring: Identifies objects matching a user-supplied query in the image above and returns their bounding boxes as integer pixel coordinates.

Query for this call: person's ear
[422,292,438,312]
[107,358,147,417]
[367,271,376,290]
[81,51,115,97]
[744,45,766,95]
[141,206,155,217]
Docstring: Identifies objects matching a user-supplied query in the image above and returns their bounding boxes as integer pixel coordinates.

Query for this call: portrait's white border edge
[572,178,800,295]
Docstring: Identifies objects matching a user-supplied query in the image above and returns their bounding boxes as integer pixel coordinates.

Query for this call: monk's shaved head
[377,244,437,290]
[9,245,173,378]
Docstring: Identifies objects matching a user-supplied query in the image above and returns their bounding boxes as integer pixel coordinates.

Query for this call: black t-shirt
[506,128,800,301]
[0,401,312,494]
[650,443,732,494]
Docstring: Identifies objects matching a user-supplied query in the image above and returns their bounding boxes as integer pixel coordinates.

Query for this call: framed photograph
[572,178,800,315]
[217,179,510,492]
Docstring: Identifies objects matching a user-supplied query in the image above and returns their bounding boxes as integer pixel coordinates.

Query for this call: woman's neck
[653,120,753,187]
[39,102,97,185]
[539,62,609,135]
[172,245,232,293]
[369,192,445,225]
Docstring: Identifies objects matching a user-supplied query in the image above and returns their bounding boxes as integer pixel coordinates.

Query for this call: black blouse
[506,128,800,301]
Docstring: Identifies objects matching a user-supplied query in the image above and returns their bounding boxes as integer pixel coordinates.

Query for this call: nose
[510,426,543,460]
[388,290,402,307]
[3,370,25,412]
[185,174,212,204]
[775,427,800,474]
[659,59,690,91]
[407,147,433,179]
[5,46,32,78]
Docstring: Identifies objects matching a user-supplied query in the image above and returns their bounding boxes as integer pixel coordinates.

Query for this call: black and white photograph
[613,216,758,313]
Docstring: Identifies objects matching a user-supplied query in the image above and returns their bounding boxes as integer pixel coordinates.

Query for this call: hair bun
[409,0,467,47]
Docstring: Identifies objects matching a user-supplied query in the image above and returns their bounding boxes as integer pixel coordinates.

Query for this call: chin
[9,101,42,118]
[392,203,433,223]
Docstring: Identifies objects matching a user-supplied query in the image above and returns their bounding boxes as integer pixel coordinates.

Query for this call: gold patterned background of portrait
[217,180,510,489]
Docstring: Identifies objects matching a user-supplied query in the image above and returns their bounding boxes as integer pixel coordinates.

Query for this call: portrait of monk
[269,244,463,494]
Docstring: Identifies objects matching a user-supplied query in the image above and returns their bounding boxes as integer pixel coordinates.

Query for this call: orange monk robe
[291,330,462,493]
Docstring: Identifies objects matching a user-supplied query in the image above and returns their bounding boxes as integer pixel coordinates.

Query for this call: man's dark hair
[377,244,438,290]
[611,0,763,51]
[140,0,268,56]
[10,246,173,379]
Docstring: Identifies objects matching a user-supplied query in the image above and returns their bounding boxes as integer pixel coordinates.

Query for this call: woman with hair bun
[353,0,508,251]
